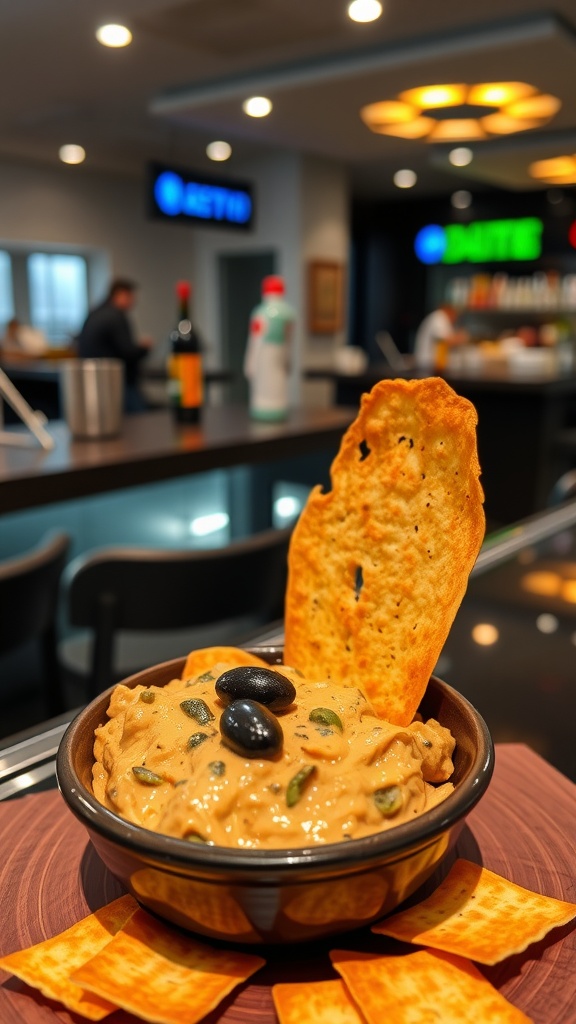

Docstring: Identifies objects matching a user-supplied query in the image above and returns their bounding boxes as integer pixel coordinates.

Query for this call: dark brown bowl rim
[56,654,494,876]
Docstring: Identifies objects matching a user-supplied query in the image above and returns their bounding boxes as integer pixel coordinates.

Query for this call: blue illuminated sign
[147,162,254,230]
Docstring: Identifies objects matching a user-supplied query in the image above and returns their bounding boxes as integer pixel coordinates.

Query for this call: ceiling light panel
[360,100,417,125]
[400,84,467,109]
[428,119,487,141]
[468,81,535,106]
[506,94,562,119]
[480,113,542,135]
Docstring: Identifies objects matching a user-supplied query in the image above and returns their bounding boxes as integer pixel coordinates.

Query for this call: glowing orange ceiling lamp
[530,153,576,185]
[361,82,560,141]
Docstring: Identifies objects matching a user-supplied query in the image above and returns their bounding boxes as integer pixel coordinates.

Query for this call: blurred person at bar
[414,303,467,371]
[76,278,153,412]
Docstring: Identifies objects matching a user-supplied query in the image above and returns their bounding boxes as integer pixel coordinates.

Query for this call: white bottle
[244,275,295,421]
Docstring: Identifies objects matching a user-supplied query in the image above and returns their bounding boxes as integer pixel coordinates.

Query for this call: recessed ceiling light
[243,96,272,118]
[451,189,472,209]
[96,24,132,48]
[206,140,232,162]
[393,168,417,189]
[521,570,561,597]
[449,147,473,167]
[348,0,383,23]
[59,144,86,165]
[536,613,559,634]
[471,623,499,646]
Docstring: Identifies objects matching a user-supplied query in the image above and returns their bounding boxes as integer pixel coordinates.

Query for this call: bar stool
[0,532,70,717]
[59,526,293,700]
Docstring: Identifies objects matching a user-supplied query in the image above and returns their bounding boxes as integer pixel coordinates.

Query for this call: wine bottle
[167,280,203,423]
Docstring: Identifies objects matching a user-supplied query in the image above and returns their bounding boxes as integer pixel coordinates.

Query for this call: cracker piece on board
[330,948,533,1024]
[284,873,387,927]
[284,377,485,725]
[71,906,266,1024]
[372,857,576,964]
[273,978,367,1024]
[131,867,259,941]
[181,646,270,681]
[0,893,137,1021]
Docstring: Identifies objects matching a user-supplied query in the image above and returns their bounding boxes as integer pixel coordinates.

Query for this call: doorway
[219,251,276,403]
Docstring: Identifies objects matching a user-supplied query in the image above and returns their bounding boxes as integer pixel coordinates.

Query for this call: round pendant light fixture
[361,82,560,141]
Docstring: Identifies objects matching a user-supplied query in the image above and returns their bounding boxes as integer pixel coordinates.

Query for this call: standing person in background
[413,303,467,371]
[76,278,153,412]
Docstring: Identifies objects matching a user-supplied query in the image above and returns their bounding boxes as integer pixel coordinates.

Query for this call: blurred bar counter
[0,405,354,517]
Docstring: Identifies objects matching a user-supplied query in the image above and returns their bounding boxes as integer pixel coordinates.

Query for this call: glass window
[28,253,88,344]
[0,250,14,330]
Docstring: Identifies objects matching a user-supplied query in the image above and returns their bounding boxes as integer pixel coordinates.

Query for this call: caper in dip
[92,663,455,849]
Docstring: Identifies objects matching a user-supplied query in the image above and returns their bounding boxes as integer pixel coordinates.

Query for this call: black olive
[215,666,296,710]
[220,699,283,758]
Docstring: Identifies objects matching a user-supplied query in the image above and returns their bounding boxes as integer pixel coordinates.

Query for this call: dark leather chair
[60,526,292,700]
[0,532,70,716]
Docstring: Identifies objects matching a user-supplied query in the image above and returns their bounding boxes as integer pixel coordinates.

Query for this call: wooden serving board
[0,744,574,1024]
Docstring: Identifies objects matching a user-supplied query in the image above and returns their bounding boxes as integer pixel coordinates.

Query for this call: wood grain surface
[0,744,574,1024]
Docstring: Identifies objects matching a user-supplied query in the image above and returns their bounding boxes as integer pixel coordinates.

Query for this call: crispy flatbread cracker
[372,858,576,964]
[330,948,533,1023]
[71,906,265,1024]
[181,646,270,681]
[273,979,367,1024]
[0,893,137,1021]
[284,378,484,724]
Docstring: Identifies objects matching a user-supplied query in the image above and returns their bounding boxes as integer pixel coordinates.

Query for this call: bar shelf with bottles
[446,271,576,313]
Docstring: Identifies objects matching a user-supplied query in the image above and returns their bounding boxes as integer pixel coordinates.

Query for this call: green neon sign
[415,217,544,264]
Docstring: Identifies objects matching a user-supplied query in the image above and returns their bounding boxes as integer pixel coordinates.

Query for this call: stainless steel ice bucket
[60,359,124,439]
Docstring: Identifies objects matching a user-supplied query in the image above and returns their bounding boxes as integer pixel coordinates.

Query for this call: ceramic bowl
[56,649,494,944]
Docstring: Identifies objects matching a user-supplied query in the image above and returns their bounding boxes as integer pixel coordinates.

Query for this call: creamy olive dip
[92,663,455,849]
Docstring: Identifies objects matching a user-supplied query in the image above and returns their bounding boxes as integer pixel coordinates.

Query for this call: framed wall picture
[308,261,345,334]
